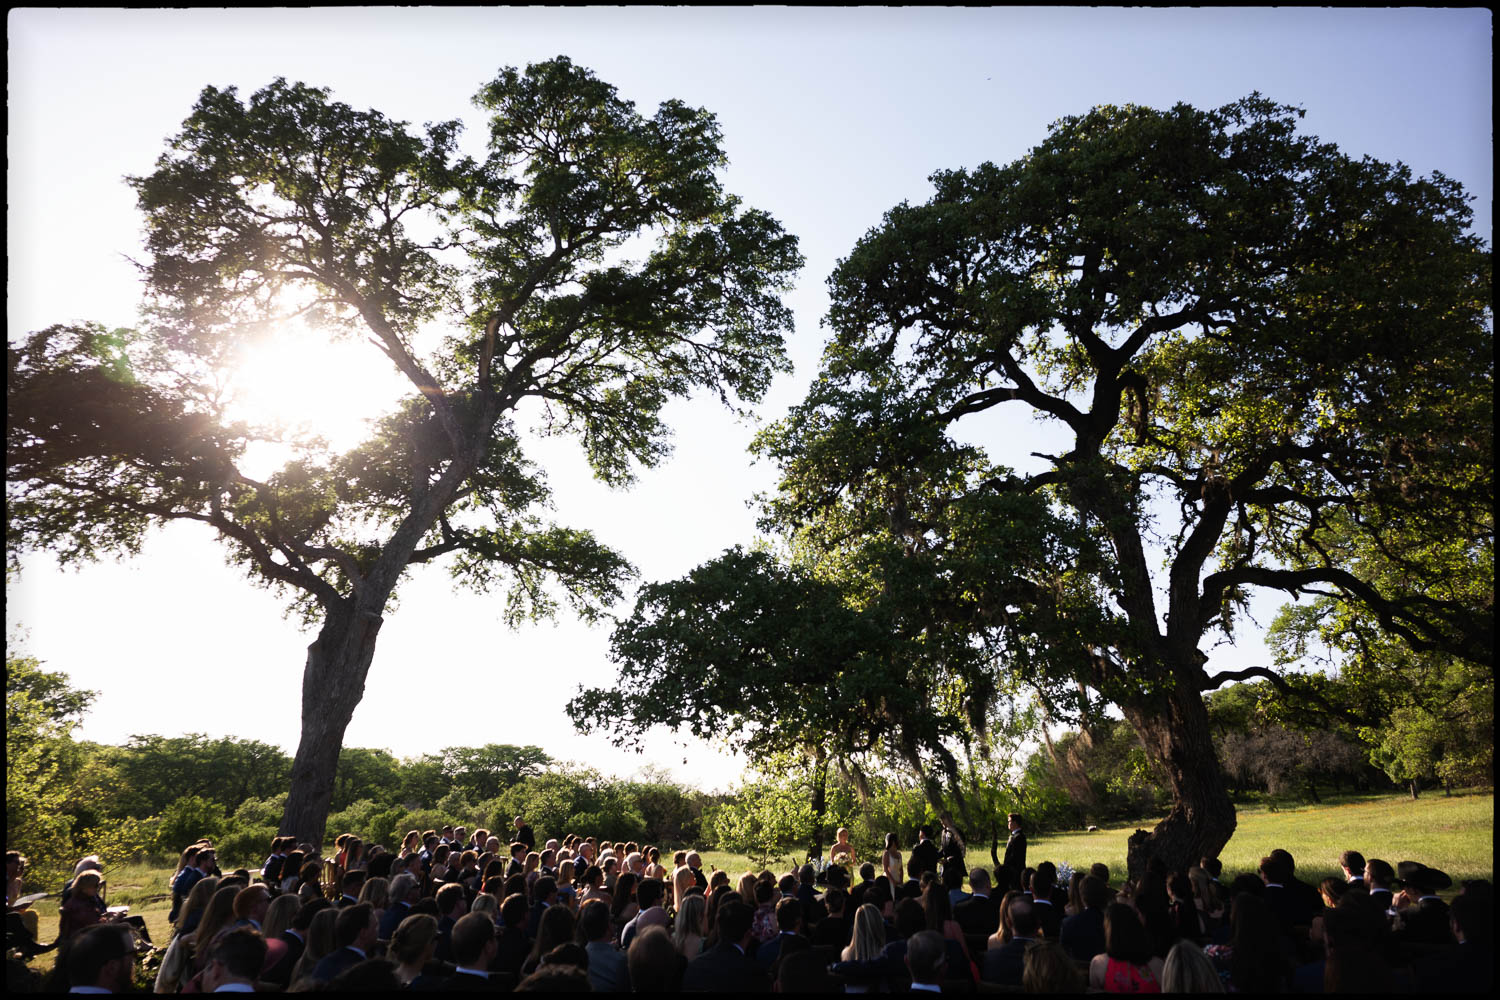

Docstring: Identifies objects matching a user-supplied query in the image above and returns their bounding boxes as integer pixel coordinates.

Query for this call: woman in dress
[1089,902,1165,993]
[673,891,706,959]
[881,833,903,886]
[831,828,859,867]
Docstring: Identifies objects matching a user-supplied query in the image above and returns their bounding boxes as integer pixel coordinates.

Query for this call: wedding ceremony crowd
[6,811,1491,993]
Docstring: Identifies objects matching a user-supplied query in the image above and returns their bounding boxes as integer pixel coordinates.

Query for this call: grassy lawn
[701,790,1494,892]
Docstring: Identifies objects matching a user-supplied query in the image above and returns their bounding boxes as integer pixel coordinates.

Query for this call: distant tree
[5,652,95,881]
[440,744,551,803]
[7,57,801,846]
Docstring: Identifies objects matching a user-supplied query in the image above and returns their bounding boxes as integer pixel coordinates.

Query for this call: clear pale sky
[8,8,1492,792]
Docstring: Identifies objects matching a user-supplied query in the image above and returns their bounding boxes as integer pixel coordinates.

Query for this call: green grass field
[22,789,1491,976]
[702,789,1494,889]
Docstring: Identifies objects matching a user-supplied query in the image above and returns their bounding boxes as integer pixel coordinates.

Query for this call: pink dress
[1103,957,1162,993]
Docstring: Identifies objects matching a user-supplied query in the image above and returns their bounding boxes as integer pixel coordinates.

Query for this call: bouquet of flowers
[1055,860,1075,888]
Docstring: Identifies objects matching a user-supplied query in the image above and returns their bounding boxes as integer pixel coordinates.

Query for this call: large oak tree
[575,95,1491,875]
[7,58,802,846]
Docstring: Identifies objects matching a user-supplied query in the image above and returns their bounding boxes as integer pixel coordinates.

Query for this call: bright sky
[8,8,1492,793]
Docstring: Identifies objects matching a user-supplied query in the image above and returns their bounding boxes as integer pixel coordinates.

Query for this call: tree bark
[808,750,828,860]
[279,602,385,848]
[1120,677,1237,880]
[1408,778,1420,800]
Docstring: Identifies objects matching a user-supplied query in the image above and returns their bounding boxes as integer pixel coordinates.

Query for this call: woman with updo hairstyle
[644,846,667,881]
[390,912,441,987]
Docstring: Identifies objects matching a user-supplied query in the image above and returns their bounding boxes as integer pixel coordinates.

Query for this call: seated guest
[1396,860,1455,947]
[309,902,376,982]
[983,898,1041,986]
[261,895,328,987]
[1340,850,1366,887]
[494,893,532,978]
[756,897,807,969]
[1028,863,1064,939]
[1090,902,1165,992]
[620,877,667,950]
[813,887,850,949]
[1060,874,1109,963]
[201,926,266,993]
[581,898,631,991]
[433,881,470,962]
[62,923,135,994]
[58,872,111,940]
[905,930,948,992]
[377,873,419,940]
[1413,889,1492,994]
[954,867,998,937]
[1365,858,1397,911]
[441,911,507,991]
[780,946,846,993]
[1023,939,1085,993]
[1205,892,1288,994]
[682,900,770,992]
[1160,938,1223,993]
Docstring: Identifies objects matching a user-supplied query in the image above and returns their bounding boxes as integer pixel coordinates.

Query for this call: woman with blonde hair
[357,875,390,924]
[390,913,441,988]
[261,893,300,942]
[470,891,500,923]
[173,875,221,940]
[672,864,696,913]
[673,891,706,959]
[736,871,758,904]
[288,906,339,987]
[842,903,887,962]
[831,828,859,867]
[1161,938,1224,992]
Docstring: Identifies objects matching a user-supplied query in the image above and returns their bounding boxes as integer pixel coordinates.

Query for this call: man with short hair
[525,876,557,938]
[982,899,1040,985]
[434,881,470,963]
[230,885,270,930]
[337,868,364,907]
[1059,875,1109,963]
[620,878,667,950]
[682,900,771,992]
[64,923,135,994]
[906,930,948,992]
[1340,850,1366,886]
[506,841,529,878]
[1003,813,1027,885]
[1365,858,1397,910]
[954,867,998,937]
[686,850,708,890]
[310,902,376,982]
[512,816,535,851]
[202,927,266,993]
[580,898,631,991]
[757,897,807,968]
[1029,863,1062,939]
[909,826,940,881]
[813,887,850,949]
[441,911,506,991]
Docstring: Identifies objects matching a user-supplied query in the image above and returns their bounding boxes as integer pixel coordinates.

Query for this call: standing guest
[938,812,967,882]
[1003,813,1027,886]
[1090,901,1165,992]
[831,828,860,867]
[513,816,535,851]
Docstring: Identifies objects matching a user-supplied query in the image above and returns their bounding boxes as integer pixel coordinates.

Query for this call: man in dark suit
[433,881,469,963]
[982,899,1041,986]
[264,897,328,986]
[310,902,377,983]
[336,868,364,907]
[1396,861,1455,947]
[440,912,511,991]
[1059,875,1108,963]
[201,927,266,994]
[1413,891,1491,994]
[1270,849,1323,927]
[758,897,808,969]
[954,868,998,937]
[1340,849,1366,887]
[906,930,948,993]
[1003,813,1027,887]
[525,876,558,938]
[683,900,771,992]
[909,826,940,880]
[493,892,532,980]
[513,816,535,851]
[378,873,420,940]
[812,888,850,949]
[1366,859,1398,911]
[1028,863,1063,940]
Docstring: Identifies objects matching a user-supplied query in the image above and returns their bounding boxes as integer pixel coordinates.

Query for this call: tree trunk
[1120,678,1236,880]
[808,750,828,860]
[280,602,385,848]
[1408,778,1420,800]
[1305,779,1321,804]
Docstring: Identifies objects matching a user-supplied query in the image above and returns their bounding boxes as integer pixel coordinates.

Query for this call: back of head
[210,927,268,982]
[1161,939,1222,993]
[1340,850,1365,876]
[1449,892,1493,946]
[516,963,591,991]
[905,929,947,983]
[628,925,680,993]
[435,881,465,915]
[501,892,528,929]
[388,872,417,903]
[331,957,402,991]
[969,868,991,894]
[334,902,373,948]
[716,899,754,945]
[451,911,496,967]
[291,895,331,932]
[1365,858,1395,888]
[1082,874,1110,910]
[943,864,963,890]
[579,898,611,941]
[1104,902,1151,965]
[1033,861,1056,895]
[65,924,131,989]
[391,913,439,965]
[1009,898,1040,939]
[895,896,926,940]
[637,877,664,911]
[1023,940,1084,993]
[775,896,803,932]
[779,947,843,993]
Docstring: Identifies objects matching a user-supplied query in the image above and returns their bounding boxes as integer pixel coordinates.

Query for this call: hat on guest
[1396,861,1452,892]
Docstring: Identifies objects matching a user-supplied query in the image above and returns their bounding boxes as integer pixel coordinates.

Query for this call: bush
[155,795,226,855]
[217,824,277,869]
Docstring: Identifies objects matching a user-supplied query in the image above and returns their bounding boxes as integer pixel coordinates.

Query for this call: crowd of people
[6,811,1492,993]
